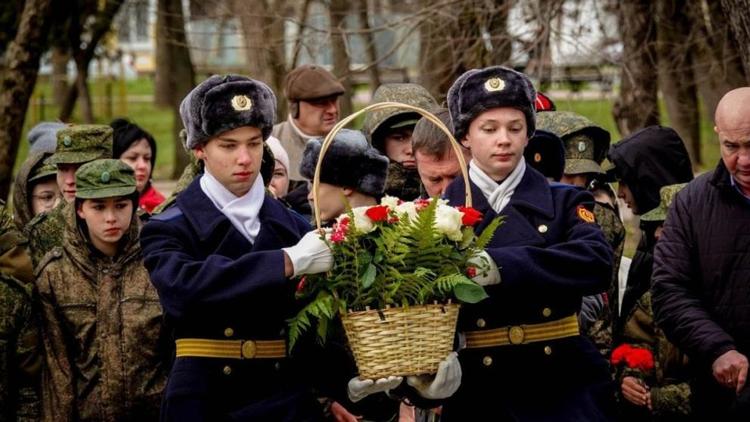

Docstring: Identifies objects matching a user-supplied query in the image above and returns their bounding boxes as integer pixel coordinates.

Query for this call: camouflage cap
[362,83,437,147]
[46,125,113,166]
[640,183,687,222]
[535,111,610,174]
[28,162,57,183]
[75,159,136,199]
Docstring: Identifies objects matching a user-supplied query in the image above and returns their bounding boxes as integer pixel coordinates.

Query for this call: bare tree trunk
[357,0,380,95]
[691,0,747,120]
[419,0,456,100]
[657,0,701,168]
[155,0,196,179]
[720,0,750,79]
[526,0,563,90]
[291,0,311,68]
[58,0,125,122]
[235,0,288,118]
[0,0,53,200]
[330,0,353,116]
[419,0,511,102]
[51,45,69,107]
[612,0,660,136]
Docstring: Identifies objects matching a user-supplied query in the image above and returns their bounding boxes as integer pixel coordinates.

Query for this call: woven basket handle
[312,101,472,229]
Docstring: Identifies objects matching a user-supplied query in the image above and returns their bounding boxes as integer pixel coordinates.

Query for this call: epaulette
[150,205,184,222]
[34,246,63,277]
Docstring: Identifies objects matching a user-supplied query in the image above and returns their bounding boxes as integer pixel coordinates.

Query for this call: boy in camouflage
[363,83,437,200]
[35,159,168,421]
[25,125,112,268]
[617,183,691,420]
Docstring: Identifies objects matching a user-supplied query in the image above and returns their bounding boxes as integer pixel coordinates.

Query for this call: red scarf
[139,184,165,214]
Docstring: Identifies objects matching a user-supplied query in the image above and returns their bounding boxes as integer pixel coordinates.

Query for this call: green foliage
[288,197,503,350]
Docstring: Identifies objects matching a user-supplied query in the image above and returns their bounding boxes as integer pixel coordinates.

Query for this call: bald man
[651,87,750,419]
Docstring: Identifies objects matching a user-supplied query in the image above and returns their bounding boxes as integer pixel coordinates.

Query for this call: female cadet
[140,75,332,421]
[438,66,614,420]
[35,159,168,421]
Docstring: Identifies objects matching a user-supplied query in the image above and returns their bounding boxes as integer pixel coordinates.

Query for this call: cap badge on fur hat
[100,171,111,183]
[578,141,586,152]
[231,95,252,111]
[484,77,505,92]
[534,152,542,163]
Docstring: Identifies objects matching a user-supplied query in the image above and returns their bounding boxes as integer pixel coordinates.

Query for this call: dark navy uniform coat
[440,166,615,421]
[141,178,323,421]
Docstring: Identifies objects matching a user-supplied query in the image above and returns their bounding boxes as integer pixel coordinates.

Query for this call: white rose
[351,207,375,233]
[395,201,419,223]
[435,204,463,241]
[380,195,400,209]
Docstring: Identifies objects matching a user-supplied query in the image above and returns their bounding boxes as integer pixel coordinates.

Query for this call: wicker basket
[341,303,460,379]
[312,102,472,378]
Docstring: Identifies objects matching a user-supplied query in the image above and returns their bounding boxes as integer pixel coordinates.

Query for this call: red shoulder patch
[576,205,596,223]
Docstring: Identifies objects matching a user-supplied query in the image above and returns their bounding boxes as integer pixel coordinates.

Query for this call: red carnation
[625,348,655,371]
[610,344,633,366]
[296,276,307,293]
[458,206,483,226]
[414,198,430,211]
[465,266,477,278]
[365,205,389,222]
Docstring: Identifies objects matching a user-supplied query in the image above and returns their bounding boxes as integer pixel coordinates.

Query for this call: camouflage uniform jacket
[0,275,41,422]
[35,207,169,421]
[0,201,33,285]
[618,291,691,419]
[24,201,68,271]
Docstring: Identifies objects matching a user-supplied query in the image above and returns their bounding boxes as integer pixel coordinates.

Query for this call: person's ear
[76,203,85,220]
[460,135,470,149]
[714,125,719,135]
[341,187,354,197]
[194,145,206,161]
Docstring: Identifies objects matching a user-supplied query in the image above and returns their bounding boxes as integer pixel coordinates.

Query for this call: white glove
[282,230,333,277]
[467,250,501,286]
[406,352,462,399]
[347,375,403,403]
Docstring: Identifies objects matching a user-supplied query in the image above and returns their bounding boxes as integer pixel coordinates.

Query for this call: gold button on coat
[223,365,232,375]
[542,308,552,317]
[242,340,257,358]
[476,318,486,328]
[482,356,493,366]
[224,327,234,337]
[544,346,552,355]
[538,224,548,233]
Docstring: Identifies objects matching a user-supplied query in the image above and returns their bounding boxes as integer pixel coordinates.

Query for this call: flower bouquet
[288,101,503,378]
[288,195,502,378]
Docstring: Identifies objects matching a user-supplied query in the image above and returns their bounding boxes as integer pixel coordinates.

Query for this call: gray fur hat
[180,74,277,149]
[300,129,389,197]
[28,122,66,154]
[447,66,536,141]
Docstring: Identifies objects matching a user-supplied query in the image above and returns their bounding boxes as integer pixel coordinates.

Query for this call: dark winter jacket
[652,160,750,419]
[607,126,693,341]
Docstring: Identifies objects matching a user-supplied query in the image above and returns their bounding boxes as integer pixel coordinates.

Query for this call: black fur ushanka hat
[300,129,389,197]
[447,66,537,141]
[180,74,276,149]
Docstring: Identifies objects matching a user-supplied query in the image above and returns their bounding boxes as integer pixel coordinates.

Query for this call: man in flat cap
[272,64,345,185]
[25,124,113,268]
[141,74,332,421]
